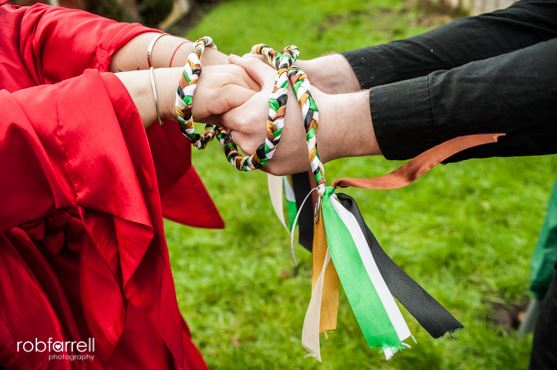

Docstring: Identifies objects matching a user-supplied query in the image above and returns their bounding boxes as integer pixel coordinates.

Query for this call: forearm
[299,38,557,169]
[110,33,228,72]
[304,0,557,93]
[315,89,379,162]
[115,68,182,128]
[298,55,361,94]
[262,87,379,176]
[13,3,228,83]
[345,0,557,89]
[368,38,557,161]
[115,62,257,128]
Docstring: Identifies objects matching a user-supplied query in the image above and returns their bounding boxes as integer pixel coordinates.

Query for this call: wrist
[300,54,361,94]
[202,47,229,66]
[168,39,228,67]
[156,67,183,121]
[315,88,380,162]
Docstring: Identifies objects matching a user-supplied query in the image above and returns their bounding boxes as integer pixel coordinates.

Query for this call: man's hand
[220,55,381,176]
[221,56,312,175]
[190,64,259,120]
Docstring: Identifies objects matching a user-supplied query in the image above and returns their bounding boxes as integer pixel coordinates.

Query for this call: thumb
[214,85,255,115]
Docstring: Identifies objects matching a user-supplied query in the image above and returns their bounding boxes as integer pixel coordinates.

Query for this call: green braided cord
[176,36,221,149]
[219,44,298,171]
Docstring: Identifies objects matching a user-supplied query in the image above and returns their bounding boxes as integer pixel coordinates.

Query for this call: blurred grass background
[164,0,557,368]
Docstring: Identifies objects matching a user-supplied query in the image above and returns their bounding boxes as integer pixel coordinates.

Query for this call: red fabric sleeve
[0,68,222,232]
[10,2,160,84]
[0,85,73,232]
[0,70,211,368]
[0,3,224,229]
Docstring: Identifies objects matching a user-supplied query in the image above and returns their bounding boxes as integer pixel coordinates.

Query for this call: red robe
[0,3,224,369]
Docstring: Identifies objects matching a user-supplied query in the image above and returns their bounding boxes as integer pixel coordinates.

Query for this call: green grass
[164,0,557,368]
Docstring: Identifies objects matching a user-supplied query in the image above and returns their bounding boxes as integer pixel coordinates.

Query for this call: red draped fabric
[0,3,223,369]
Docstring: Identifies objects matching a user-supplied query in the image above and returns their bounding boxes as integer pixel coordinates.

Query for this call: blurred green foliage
[162,0,557,369]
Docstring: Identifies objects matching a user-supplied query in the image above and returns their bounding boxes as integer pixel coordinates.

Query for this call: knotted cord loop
[219,44,300,171]
[286,65,326,197]
[176,36,221,149]
[175,38,326,187]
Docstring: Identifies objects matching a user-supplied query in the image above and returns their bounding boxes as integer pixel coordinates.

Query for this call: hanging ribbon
[267,174,288,231]
[298,133,503,360]
[284,176,298,230]
[301,211,339,361]
[334,134,504,190]
[267,174,300,232]
[321,186,412,358]
[335,192,462,338]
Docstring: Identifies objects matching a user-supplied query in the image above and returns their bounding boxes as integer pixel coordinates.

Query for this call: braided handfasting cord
[218,44,297,171]
[175,37,326,188]
[286,66,326,195]
[176,36,221,149]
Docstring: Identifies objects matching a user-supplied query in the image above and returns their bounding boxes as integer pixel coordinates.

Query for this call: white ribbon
[301,249,330,362]
[267,174,288,231]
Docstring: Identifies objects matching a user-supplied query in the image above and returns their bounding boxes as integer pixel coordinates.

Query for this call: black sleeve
[370,39,557,161]
[342,0,557,89]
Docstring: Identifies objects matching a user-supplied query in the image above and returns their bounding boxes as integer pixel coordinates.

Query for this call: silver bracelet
[149,67,164,125]
[146,33,168,68]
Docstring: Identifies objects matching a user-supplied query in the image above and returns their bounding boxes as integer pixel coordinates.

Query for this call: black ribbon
[292,172,314,251]
[336,192,463,338]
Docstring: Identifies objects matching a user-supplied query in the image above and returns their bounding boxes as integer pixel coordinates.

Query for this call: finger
[228,131,257,155]
[214,85,255,117]
[220,104,244,131]
[210,65,259,91]
[242,53,266,62]
[228,54,241,64]
[230,57,274,89]
[224,65,260,90]
[228,53,264,65]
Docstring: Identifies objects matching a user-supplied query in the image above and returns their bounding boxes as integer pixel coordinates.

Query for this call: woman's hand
[116,63,258,127]
[191,64,259,120]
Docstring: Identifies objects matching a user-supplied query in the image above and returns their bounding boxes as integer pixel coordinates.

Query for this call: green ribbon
[321,186,403,350]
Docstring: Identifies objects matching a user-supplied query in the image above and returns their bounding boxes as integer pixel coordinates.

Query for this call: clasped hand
[190,54,377,175]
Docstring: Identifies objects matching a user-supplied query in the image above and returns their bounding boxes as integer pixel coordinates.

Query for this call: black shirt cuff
[342,45,396,89]
[370,75,440,160]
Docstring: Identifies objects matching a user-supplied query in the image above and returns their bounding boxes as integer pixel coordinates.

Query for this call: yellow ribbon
[312,214,339,332]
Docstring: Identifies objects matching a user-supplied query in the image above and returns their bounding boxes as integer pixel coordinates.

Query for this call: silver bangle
[147,33,167,68]
[149,67,164,125]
